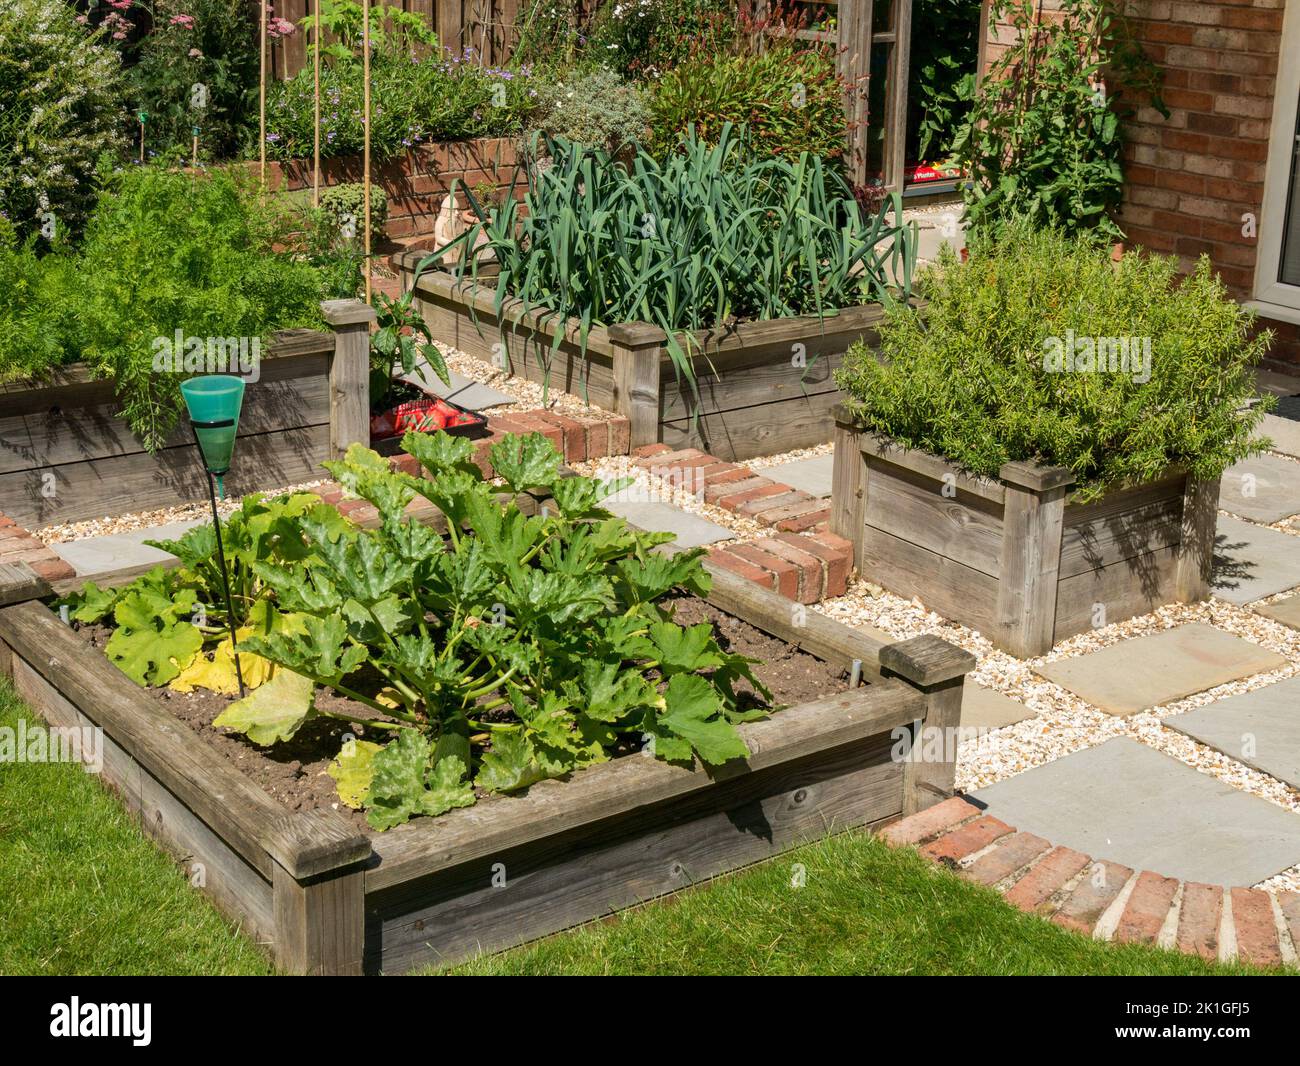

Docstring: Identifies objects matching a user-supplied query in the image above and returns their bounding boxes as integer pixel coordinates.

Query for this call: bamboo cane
[313,0,321,209]
[363,0,372,304]
[259,0,268,185]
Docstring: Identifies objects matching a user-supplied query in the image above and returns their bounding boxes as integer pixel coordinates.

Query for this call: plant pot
[369,379,488,452]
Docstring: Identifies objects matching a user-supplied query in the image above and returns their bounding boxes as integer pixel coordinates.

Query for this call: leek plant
[421,125,916,403]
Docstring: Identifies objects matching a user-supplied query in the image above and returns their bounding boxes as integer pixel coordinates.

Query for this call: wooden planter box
[0,552,972,975]
[830,407,1221,658]
[0,300,374,528]
[395,256,886,463]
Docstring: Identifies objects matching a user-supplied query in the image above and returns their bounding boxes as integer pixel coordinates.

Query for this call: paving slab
[50,519,203,579]
[961,684,1034,731]
[1167,676,1300,790]
[401,364,516,411]
[761,454,835,499]
[1212,515,1300,604]
[1257,595,1300,631]
[972,737,1300,885]
[1258,407,1300,459]
[1034,623,1288,716]
[604,498,734,549]
[1219,451,1300,523]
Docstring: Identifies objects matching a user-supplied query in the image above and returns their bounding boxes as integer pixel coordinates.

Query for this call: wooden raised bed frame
[0,544,973,975]
[394,255,887,463]
[830,406,1220,658]
[0,300,375,528]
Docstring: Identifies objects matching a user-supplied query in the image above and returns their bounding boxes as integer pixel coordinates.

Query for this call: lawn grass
[0,678,1276,977]
[0,678,270,976]
[441,831,1273,977]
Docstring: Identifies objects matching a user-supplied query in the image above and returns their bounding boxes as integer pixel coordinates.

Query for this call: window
[1253,1,1300,313]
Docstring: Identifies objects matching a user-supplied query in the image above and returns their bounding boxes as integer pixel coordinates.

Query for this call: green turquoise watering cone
[181,376,244,497]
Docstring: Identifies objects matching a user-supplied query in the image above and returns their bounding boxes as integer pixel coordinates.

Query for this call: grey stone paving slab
[1168,676,1300,790]
[761,454,835,499]
[604,498,734,549]
[1258,409,1300,459]
[401,363,516,411]
[1219,451,1300,523]
[972,737,1300,885]
[51,518,203,579]
[1034,623,1288,716]
[961,684,1034,731]
[1212,515,1300,604]
[1257,594,1300,631]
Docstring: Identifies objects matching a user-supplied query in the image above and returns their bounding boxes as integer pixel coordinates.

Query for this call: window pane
[1279,96,1300,286]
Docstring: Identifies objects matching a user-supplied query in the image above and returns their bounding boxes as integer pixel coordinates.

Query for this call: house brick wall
[254,136,526,240]
[980,1,1297,370]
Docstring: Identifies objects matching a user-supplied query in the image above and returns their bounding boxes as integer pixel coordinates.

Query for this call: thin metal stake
[849,658,863,689]
[206,469,246,699]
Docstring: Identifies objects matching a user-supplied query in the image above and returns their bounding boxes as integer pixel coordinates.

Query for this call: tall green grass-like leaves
[430,127,915,398]
[835,222,1272,501]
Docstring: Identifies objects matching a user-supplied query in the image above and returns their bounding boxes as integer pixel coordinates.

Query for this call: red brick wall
[979,1,1296,369]
[258,136,526,240]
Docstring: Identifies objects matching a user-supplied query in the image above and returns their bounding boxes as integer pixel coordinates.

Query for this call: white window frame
[1252,0,1300,320]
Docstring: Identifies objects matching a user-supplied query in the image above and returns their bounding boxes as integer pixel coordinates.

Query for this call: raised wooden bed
[395,256,887,463]
[0,550,973,975]
[0,299,374,528]
[830,406,1220,658]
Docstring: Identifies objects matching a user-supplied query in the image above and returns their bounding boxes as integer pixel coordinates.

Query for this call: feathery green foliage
[835,222,1272,500]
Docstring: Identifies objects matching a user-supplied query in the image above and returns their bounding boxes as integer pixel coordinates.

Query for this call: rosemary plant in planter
[830,222,1273,656]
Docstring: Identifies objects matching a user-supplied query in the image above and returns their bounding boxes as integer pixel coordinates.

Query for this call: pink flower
[267,16,296,38]
[188,48,203,58]
[170,13,195,26]
[108,0,132,9]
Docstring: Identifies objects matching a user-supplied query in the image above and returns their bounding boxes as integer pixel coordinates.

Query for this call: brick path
[883,797,1300,970]
[0,514,74,582]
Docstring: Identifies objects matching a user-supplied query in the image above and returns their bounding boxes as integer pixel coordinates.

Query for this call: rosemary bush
[835,222,1272,501]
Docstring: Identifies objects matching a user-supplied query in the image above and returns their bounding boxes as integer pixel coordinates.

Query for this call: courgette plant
[61,431,771,830]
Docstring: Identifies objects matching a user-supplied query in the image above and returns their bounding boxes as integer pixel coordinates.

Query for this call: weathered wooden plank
[659,388,843,462]
[8,654,277,947]
[864,459,1004,578]
[858,523,999,636]
[1059,495,1183,580]
[996,482,1068,657]
[855,429,1006,505]
[0,361,329,474]
[609,324,662,450]
[0,423,331,528]
[1053,545,1181,642]
[365,682,921,892]
[0,562,50,607]
[321,299,375,459]
[273,859,365,975]
[830,418,867,569]
[366,734,904,972]
[1174,476,1220,602]
[0,601,369,880]
[658,346,845,424]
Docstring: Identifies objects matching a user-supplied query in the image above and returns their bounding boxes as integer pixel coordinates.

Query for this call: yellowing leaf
[213,669,315,746]
[329,739,383,809]
[169,627,275,695]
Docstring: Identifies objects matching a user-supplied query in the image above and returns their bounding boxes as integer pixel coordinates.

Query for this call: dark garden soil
[76,597,847,832]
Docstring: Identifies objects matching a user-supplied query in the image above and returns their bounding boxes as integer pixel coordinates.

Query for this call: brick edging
[882,797,1300,970]
[630,443,854,605]
[0,514,74,582]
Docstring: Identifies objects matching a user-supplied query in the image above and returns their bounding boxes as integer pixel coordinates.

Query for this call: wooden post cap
[320,299,378,328]
[879,634,976,688]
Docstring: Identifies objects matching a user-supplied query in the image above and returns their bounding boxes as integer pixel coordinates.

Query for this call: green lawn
[0,679,270,976]
[0,679,1274,976]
